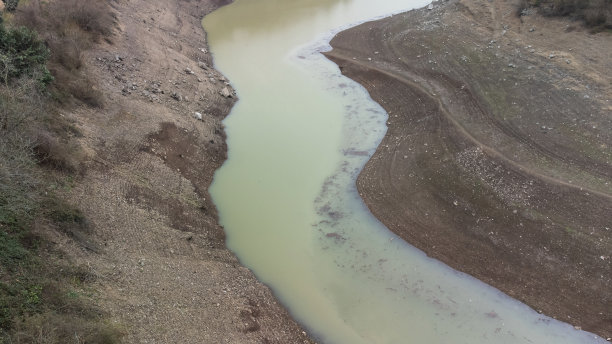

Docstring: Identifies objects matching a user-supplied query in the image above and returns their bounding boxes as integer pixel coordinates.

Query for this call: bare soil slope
[54,0,313,342]
[325,0,611,338]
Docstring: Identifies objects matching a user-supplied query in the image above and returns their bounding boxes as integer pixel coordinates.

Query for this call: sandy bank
[55,0,313,342]
[325,0,611,338]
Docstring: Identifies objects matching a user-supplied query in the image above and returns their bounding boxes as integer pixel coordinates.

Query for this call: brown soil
[52,0,314,342]
[325,0,611,338]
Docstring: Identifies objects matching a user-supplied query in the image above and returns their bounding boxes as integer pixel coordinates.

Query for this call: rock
[529,27,535,32]
[508,63,516,68]
[171,92,183,101]
[194,112,203,121]
[220,87,232,98]
[198,61,208,70]
[185,68,194,75]
[427,4,434,10]
[549,54,556,59]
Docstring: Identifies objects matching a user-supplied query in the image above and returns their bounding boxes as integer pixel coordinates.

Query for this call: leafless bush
[14,0,113,107]
[46,33,85,71]
[517,0,612,30]
[16,0,114,41]
[33,130,84,173]
[65,0,114,41]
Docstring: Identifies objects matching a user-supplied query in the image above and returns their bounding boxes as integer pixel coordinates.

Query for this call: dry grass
[14,0,114,107]
[12,312,123,344]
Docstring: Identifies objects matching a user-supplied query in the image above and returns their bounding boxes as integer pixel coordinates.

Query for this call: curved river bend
[203,1,607,343]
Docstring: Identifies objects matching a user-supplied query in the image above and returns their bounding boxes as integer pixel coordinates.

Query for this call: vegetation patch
[1,1,121,342]
[0,25,52,85]
[12,0,115,107]
[518,0,612,31]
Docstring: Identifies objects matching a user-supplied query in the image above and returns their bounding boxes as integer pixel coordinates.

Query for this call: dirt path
[54,0,313,342]
[326,0,611,338]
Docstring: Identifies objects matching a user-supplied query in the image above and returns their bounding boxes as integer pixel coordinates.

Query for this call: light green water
[203,1,607,343]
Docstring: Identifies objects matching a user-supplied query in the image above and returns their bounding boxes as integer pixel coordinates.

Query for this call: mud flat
[325,0,611,338]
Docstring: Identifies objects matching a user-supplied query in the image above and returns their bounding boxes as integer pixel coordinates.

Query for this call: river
[202,1,607,343]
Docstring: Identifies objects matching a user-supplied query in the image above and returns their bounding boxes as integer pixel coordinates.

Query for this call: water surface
[203,1,607,343]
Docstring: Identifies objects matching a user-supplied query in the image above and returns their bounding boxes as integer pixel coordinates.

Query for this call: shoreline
[326,0,611,339]
[57,0,314,342]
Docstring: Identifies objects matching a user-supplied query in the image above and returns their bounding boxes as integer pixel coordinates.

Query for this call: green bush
[0,25,52,85]
[2,0,19,12]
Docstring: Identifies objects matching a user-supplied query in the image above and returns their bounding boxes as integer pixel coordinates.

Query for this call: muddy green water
[203,1,606,343]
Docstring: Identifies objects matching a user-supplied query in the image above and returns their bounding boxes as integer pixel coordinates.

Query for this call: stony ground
[326,0,611,338]
[54,0,314,342]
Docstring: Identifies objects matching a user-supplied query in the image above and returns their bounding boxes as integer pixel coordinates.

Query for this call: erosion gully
[203,1,607,343]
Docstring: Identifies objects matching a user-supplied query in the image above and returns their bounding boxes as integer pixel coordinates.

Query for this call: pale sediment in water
[203,0,608,343]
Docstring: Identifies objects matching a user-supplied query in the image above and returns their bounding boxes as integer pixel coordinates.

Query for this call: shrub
[16,0,114,43]
[3,0,19,12]
[0,25,52,85]
[13,0,113,107]
[518,0,612,30]
[67,0,114,41]
[33,130,84,173]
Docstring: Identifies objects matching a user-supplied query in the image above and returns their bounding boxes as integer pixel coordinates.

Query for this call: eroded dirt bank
[57,0,313,342]
[325,0,611,338]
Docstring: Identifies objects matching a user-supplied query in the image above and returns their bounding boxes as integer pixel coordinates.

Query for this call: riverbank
[52,0,313,342]
[325,0,611,339]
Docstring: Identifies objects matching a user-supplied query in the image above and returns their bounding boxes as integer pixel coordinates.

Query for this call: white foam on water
[203,1,608,343]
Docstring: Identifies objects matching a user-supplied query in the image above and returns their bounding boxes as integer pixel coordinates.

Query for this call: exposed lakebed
[203,1,608,343]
